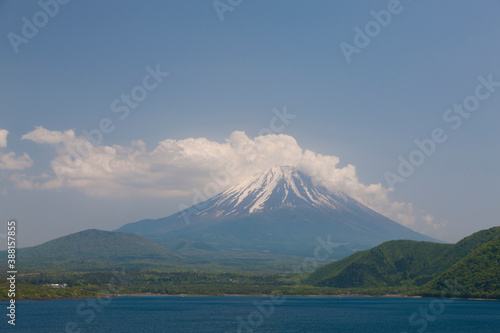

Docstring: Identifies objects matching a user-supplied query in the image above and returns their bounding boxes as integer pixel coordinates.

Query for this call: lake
[1,296,499,332]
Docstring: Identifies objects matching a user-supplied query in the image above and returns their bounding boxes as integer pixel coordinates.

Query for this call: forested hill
[16,229,184,271]
[307,226,500,298]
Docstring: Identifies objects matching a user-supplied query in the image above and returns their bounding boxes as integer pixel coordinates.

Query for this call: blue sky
[1,0,499,248]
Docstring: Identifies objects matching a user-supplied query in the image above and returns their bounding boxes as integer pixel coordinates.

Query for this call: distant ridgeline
[15,229,185,271]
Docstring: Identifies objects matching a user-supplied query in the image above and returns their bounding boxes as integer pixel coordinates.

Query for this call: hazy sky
[1,0,499,249]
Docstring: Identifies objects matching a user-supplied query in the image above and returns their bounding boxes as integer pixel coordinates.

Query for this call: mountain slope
[117,166,438,260]
[18,229,184,271]
[308,226,500,293]
[422,233,500,298]
[307,240,450,287]
[418,226,500,277]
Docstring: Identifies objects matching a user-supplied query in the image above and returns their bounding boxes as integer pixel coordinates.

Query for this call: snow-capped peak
[196,165,353,217]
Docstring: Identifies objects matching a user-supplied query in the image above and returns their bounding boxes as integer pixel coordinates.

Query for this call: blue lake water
[1,296,499,332]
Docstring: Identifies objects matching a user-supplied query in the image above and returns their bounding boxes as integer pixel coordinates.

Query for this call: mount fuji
[116,166,438,262]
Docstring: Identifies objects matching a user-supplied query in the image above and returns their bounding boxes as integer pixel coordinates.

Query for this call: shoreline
[2,293,499,302]
[114,293,421,298]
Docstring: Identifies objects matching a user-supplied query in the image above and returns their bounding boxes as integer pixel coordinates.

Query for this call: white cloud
[0,152,33,170]
[17,126,422,227]
[0,129,8,148]
[21,126,75,144]
[423,214,434,224]
[0,128,33,170]
[421,214,447,238]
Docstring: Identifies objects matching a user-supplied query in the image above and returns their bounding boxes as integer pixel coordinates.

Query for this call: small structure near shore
[44,283,67,288]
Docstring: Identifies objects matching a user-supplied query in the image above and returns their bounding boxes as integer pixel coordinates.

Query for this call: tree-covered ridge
[421,234,500,298]
[307,227,500,298]
[419,226,500,276]
[307,240,450,287]
[17,229,184,271]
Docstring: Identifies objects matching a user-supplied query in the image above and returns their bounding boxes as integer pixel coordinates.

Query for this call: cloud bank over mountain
[15,126,423,229]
